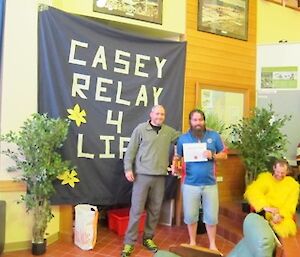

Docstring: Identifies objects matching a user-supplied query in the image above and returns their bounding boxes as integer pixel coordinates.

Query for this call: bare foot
[209,246,223,256]
[189,241,196,246]
[209,245,219,251]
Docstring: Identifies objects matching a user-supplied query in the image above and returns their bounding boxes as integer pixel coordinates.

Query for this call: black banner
[38,6,186,205]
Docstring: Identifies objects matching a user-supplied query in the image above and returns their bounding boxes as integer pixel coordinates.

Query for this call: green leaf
[229,104,291,185]
[0,113,74,242]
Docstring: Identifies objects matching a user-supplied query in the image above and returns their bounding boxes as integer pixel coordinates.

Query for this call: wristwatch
[211,152,216,160]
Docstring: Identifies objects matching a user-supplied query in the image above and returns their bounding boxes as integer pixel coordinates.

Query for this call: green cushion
[228,213,276,257]
[227,239,253,257]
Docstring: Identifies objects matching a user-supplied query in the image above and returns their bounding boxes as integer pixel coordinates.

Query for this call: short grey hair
[151,105,165,112]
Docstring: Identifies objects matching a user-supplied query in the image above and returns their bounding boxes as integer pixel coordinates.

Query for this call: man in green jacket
[121,105,180,257]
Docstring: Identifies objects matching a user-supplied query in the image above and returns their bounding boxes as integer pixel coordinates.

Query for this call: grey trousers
[124,174,165,245]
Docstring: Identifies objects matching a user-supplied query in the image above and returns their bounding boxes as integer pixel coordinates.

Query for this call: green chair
[227,213,276,257]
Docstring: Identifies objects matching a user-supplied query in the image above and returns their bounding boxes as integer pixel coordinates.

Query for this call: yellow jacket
[244,172,299,238]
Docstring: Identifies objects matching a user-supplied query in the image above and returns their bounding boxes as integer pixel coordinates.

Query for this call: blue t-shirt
[177,130,224,186]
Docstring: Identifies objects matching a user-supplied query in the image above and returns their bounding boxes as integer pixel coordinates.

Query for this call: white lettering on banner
[77,134,95,159]
[70,73,163,106]
[69,39,88,66]
[155,57,167,78]
[134,54,150,77]
[72,73,90,99]
[68,40,168,79]
[99,136,115,158]
[135,85,148,106]
[67,39,173,161]
[92,45,107,70]
[116,81,130,106]
[153,87,163,106]
[76,134,132,159]
[119,137,130,159]
[114,50,131,75]
[106,110,123,134]
[95,77,113,102]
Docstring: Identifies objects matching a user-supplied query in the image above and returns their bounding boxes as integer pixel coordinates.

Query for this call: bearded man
[177,109,227,251]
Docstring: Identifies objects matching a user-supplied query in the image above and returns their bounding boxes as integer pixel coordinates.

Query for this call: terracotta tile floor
[3,225,234,257]
[278,229,300,257]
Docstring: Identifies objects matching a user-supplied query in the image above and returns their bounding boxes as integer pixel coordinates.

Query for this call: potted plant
[1,113,72,255]
[229,105,291,211]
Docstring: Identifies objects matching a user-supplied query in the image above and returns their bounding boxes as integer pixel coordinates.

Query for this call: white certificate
[183,143,207,162]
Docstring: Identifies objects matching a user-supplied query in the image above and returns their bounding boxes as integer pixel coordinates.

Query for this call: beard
[190,125,206,138]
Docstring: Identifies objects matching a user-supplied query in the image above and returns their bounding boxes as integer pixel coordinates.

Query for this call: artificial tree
[230,105,291,186]
[1,113,72,255]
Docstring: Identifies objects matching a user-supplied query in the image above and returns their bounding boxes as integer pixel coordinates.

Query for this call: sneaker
[143,238,158,253]
[121,244,134,257]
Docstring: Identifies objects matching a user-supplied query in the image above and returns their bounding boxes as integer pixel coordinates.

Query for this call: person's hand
[125,170,135,182]
[171,164,178,176]
[203,150,213,159]
[272,213,283,224]
[168,164,175,175]
[170,164,182,176]
[263,207,279,214]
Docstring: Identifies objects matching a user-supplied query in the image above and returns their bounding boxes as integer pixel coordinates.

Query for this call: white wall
[257,43,300,91]
[257,43,300,163]
[0,0,41,179]
[0,1,60,251]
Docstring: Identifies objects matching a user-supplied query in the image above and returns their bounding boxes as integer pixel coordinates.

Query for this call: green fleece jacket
[124,122,181,175]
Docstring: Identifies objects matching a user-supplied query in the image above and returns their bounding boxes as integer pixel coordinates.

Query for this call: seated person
[244,159,299,238]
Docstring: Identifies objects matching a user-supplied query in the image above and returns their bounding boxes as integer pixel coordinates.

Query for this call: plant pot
[32,239,46,255]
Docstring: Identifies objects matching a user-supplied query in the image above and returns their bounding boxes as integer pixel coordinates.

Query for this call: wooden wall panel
[216,154,246,203]
[59,205,74,242]
[0,181,26,192]
[183,0,257,202]
[184,0,257,130]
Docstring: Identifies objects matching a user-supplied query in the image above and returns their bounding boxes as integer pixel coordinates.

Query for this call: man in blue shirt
[177,109,227,251]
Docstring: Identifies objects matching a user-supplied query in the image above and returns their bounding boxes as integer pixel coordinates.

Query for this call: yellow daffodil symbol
[67,104,87,127]
[57,170,80,188]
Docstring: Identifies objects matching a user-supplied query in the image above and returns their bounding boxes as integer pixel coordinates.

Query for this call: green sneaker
[143,238,158,253]
[121,244,134,257]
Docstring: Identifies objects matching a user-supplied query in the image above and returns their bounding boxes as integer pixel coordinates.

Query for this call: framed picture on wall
[198,0,249,41]
[93,0,163,24]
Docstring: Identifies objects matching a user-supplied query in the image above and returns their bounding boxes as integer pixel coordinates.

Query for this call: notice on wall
[261,66,298,89]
